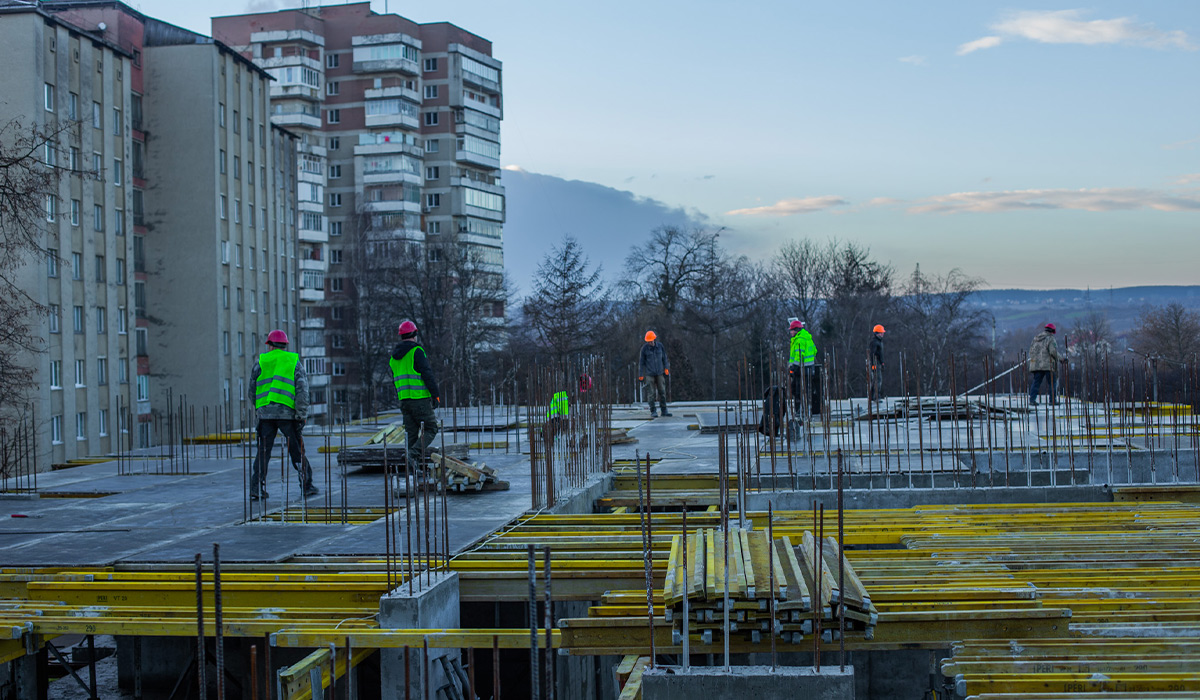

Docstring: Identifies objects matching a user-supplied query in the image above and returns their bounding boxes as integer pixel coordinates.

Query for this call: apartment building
[213,2,504,417]
[0,3,135,464]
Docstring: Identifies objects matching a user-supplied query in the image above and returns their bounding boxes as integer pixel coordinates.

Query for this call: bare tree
[623,225,716,316]
[523,235,607,363]
[1133,302,1200,365]
[772,238,835,328]
[820,242,893,380]
[893,264,991,394]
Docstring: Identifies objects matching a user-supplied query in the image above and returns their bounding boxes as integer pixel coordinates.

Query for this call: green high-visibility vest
[790,329,817,365]
[389,346,431,401]
[255,349,300,409]
[548,391,569,419]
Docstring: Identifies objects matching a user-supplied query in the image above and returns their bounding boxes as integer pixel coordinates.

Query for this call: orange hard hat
[644,331,656,342]
[873,324,885,334]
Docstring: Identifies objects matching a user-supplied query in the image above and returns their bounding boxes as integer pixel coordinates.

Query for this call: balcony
[270,83,322,102]
[460,69,500,94]
[353,56,419,76]
[301,317,325,330]
[298,169,325,186]
[455,149,500,170]
[256,54,323,71]
[298,227,328,245]
[271,112,321,130]
[364,112,419,131]
[299,288,324,303]
[250,30,325,48]
[363,199,420,214]
[365,85,421,104]
[362,170,421,187]
[354,132,423,159]
[300,257,329,273]
[308,373,331,389]
[298,142,328,158]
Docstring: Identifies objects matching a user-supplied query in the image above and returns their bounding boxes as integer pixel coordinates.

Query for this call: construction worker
[248,330,317,500]
[869,324,885,403]
[638,331,671,417]
[788,320,817,416]
[390,321,441,465]
[1028,323,1060,406]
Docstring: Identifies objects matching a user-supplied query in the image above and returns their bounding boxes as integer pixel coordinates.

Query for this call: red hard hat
[265,329,289,345]
[1045,323,1056,332]
[789,320,803,331]
[398,321,418,336]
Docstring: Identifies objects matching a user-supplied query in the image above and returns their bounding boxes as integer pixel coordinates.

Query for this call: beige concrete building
[0,4,136,464]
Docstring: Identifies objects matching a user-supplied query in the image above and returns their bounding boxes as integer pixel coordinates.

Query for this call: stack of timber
[661,528,875,646]
[427,453,509,493]
[337,421,467,471]
[898,397,1024,420]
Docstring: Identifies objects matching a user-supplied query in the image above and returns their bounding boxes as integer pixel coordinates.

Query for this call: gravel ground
[47,636,133,700]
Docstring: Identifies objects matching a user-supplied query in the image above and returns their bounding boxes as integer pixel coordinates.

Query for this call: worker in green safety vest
[247,330,317,500]
[788,319,819,419]
[548,391,569,419]
[390,320,441,465]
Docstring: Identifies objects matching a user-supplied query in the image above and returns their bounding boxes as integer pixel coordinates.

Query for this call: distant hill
[967,286,1200,340]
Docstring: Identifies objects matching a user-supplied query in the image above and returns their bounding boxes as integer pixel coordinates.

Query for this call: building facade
[213,2,504,419]
[0,4,135,465]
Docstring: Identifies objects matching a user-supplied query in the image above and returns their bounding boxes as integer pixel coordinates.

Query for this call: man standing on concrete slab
[638,331,671,418]
[869,324,886,404]
[788,320,817,417]
[390,321,441,465]
[248,330,316,500]
[1028,322,1061,406]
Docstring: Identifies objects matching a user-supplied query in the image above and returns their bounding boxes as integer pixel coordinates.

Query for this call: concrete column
[379,572,460,699]
[641,665,854,700]
[1,650,43,700]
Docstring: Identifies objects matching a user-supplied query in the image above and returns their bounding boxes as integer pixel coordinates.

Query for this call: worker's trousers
[1029,371,1057,404]
[401,397,439,463]
[250,419,313,494]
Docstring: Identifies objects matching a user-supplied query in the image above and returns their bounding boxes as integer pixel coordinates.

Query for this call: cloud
[959,10,1196,55]
[898,55,927,65]
[957,36,1003,55]
[725,196,848,217]
[1176,174,1200,185]
[1163,136,1200,150]
[906,187,1200,214]
[501,164,526,172]
[245,0,285,12]
[866,197,903,207]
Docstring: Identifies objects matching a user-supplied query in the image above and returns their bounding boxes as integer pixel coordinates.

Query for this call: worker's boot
[648,401,657,418]
[659,400,671,417]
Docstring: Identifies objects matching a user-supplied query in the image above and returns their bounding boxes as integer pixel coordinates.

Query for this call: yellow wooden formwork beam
[271,628,561,649]
[279,646,375,700]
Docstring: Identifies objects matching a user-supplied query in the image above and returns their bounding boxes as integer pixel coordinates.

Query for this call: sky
[137,0,1199,289]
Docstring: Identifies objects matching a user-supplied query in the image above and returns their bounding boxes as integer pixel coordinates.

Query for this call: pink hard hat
[265,329,289,345]
[398,321,418,336]
[1045,323,1056,332]
[789,320,803,331]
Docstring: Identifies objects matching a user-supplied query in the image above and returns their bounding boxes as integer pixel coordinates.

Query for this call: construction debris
[428,453,509,493]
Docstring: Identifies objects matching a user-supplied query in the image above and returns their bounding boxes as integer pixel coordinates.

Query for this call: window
[133,141,144,179]
[423,57,437,72]
[93,101,102,129]
[301,212,323,231]
[75,359,86,386]
[221,241,230,265]
[329,193,342,207]
[332,362,346,376]
[118,357,128,383]
[137,373,149,401]
[49,304,60,333]
[44,143,57,167]
[97,357,107,385]
[220,195,227,220]
[48,249,59,277]
[248,160,254,185]
[113,159,122,185]
[76,412,87,440]
[219,150,226,174]
[426,193,440,208]
[327,136,340,150]
[327,108,341,124]
[71,253,82,279]
[219,103,225,127]
[114,209,124,235]
[70,147,80,171]
[222,285,229,309]
[248,206,255,228]
[222,331,230,355]
[71,199,80,226]
[326,81,339,95]
[328,164,341,179]
[330,221,342,236]
[330,277,343,292]
[134,281,145,317]
[93,204,104,231]
[112,107,121,135]
[427,221,441,234]
[232,110,239,133]
[234,155,240,179]
[331,307,343,321]
[115,258,125,283]
[136,328,147,356]
[424,84,438,99]
[73,305,84,333]
[117,306,127,333]
[331,334,344,349]
[132,93,142,130]
[50,360,62,388]
[45,83,55,111]
[326,53,339,68]
[424,111,439,126]
[95,255,105,282]
[234,199,241,223]
[237,332,244,356]
[464,187,504,212]
[247,117,253,138]
[426,166,439,180]
[330,249,342,264]
[426,139,439,153]
[98,409,108,436]
[44,195,56,222]
[69,93,78,120]
[93,151,102,175]
[236,286,243,309]
[51,415,63,444]
[96,306,106,333]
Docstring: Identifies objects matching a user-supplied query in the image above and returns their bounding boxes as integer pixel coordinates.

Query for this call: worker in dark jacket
[869,324,885,403]
[390,321,441,464]
[248,330,316,500]
[638,331,671,417]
